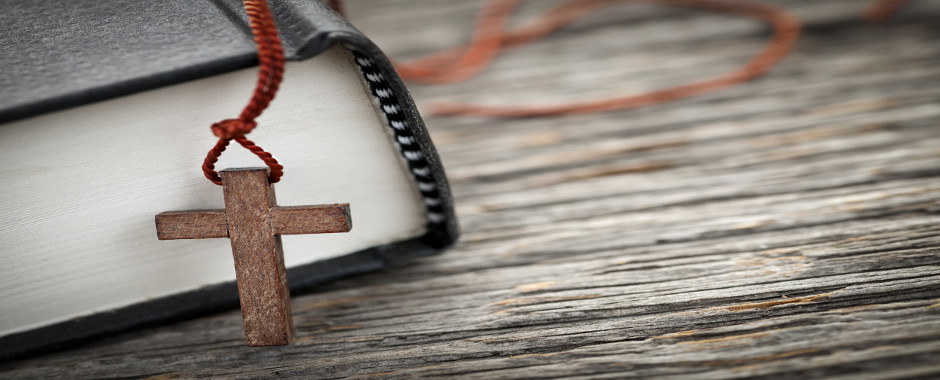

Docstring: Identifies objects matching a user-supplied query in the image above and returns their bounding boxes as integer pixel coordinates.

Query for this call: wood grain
[3,0,940,378]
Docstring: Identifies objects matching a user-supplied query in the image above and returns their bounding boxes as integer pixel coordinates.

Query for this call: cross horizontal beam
[155,204,351,240]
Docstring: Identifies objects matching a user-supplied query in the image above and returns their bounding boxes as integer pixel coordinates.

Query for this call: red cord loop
[211,119,257,140]
[202,0,285,185]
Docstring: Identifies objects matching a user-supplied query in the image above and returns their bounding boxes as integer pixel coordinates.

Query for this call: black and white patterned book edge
[351,51,448,231]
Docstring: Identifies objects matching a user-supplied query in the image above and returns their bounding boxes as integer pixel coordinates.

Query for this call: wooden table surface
[3,0,940,378]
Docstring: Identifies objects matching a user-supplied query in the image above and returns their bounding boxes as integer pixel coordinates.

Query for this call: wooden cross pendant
[154,168,351,346]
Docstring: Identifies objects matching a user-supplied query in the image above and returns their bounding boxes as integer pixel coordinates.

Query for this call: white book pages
[0,46,426,337]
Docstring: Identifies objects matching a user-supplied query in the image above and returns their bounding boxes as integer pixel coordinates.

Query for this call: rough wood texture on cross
[269,205,353,235]
[154,168,352,347]
[3,1,940,378]
[154,210,228,240]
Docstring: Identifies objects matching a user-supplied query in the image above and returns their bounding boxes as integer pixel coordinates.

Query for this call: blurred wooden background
[3,0,940,378]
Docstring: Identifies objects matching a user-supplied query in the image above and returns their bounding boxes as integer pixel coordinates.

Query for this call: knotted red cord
[202,0,285,185]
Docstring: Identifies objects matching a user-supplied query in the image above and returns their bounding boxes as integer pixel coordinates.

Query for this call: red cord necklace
[201,0,286,185]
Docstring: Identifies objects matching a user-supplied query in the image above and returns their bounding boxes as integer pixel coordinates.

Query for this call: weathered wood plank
[2,0,940,378]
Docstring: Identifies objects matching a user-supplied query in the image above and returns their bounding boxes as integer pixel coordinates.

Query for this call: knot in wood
[211,119,257,140]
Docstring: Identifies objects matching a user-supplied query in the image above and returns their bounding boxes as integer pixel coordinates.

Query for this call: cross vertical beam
[220,168,293,346]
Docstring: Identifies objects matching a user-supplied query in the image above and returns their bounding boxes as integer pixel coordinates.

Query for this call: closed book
[0,0,458,360]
